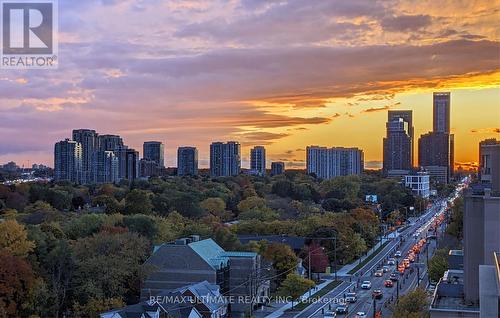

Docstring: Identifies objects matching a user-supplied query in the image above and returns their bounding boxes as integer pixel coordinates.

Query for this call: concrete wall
[464,192,500,303]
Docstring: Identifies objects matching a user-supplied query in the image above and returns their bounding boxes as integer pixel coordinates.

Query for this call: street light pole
[308,249,311,280]
[373,298,376,317]
[334,236,337,281]
[396,279,400,301]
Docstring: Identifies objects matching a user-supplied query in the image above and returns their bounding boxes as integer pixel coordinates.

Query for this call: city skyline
[0,1,498,169]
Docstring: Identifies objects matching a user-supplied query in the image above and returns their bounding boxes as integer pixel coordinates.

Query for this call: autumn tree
[72,297,124,318]
[124,189,153,215]
[428,249,449,282]
[303,242,329,274]
[0,251,37,317]
[276,274,315,308]
[71,231,150,304]
[263,243,299,284]
[392,288,428,318]
[0,219,35,257]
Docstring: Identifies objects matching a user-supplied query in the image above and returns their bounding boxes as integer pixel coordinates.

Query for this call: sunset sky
[0,0,499,169]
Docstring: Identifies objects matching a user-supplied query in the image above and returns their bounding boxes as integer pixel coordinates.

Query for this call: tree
[5,191,28,212]
[428,249,448,282]
[123,214,159,240]
[169,193,205,218]
[319,176,360,201]
[0,219,35,257]
[239,208,279,221]
[71,231,149,304]
[272,180,293,197]
[0,251,37,317]
[72,297,124,318]
[237,196,266,212]
[200,197,230,219]
[263,243,299,284]
[93,195,122,214]
[23,200,59,225]
[48,189,73,211]
[124,189,153,215]
[64,214,106,240]
[303,243,329,274]
[446,198,463,240]
[392,288,428,318]
[276,274,315,308]
[213,226,241,251]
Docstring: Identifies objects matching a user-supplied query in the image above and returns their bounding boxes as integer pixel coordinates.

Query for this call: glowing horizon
[0,1,499,169]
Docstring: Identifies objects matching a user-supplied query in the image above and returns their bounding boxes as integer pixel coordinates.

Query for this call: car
[394,251,402,257]
[384,280,394,287]
[335,305,348,314]
[372,289,383,299]
[382,265,390,272]
[390,273,399,281]
[361,281,372,289]
[345,292,357,303]
[403,259,410,268]
[355,312,366,318]
[387,258,396,265]
[323,311,337,318]
[374,269,383,277]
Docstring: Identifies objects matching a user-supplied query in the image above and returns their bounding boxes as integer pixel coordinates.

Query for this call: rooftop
[449,250,463,256]
[430,279,479,313]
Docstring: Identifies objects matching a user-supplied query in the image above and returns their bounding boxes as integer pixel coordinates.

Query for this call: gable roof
[187,239,229,270]
[174,280,227,312]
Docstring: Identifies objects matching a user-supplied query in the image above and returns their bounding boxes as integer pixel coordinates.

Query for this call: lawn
[347,241,390,275]
[288,280,342,312]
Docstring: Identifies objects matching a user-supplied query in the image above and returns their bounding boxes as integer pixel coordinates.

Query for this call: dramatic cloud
[0,0,498,167]
[381,14,433,32]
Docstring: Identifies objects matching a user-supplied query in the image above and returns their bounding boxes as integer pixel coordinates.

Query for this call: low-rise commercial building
[405,171,430,198]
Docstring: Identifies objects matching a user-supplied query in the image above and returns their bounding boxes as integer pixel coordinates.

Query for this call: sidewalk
[264,232,400,318]
[336,232,398,276]
[263,279,334,318]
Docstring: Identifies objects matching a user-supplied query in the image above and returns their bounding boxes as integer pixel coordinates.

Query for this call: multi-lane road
[294,183,464,318]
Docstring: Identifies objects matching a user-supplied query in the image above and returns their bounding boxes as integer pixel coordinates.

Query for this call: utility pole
[373,298,376,317]
[417,266,420,286]
[396,279,400,300]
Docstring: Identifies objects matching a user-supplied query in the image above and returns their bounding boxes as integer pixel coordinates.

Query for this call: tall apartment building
[388,110,414,165]
[383,117,412,175]
[54,139,82,183]
[271,162,285,176]
[433,92,451,133]
[306,146,363,179]
[463,139,500,303]
[250,146,266,176]
[115,146,140,181]
[143,141,165,168]
[72,129,98,184]
[210,142,241,177]
[98,134,123,151]
[139,159,161,178]
[177,147,198,176]
[418,93,454,183]
[479,139,500,193]
[419,132,454,183]
[93,150,119,183]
